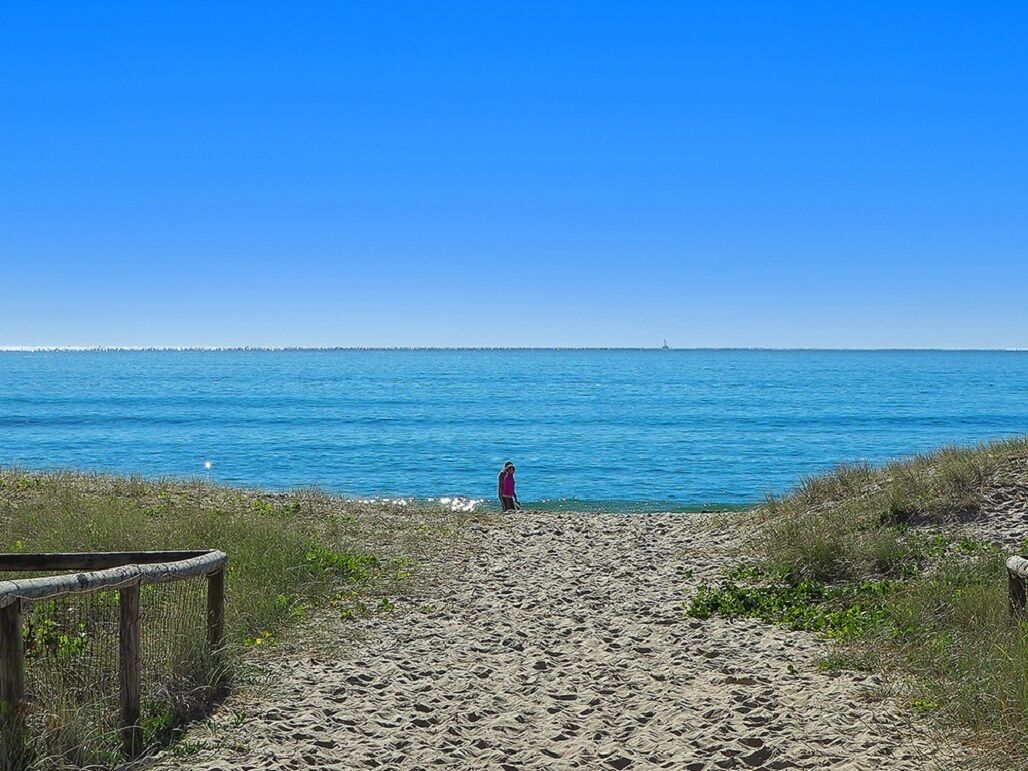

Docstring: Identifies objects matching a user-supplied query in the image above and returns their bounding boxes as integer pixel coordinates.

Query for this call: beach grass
[0,469,467,769]
[755,440,1023,583]
[687,437,1028,766]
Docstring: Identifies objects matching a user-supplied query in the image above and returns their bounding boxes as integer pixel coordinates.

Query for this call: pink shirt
[501,473,515,497]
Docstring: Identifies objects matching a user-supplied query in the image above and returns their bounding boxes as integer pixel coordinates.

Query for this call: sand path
[167,513,945,771]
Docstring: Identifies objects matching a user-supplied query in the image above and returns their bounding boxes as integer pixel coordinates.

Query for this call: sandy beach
[152,510,962,771]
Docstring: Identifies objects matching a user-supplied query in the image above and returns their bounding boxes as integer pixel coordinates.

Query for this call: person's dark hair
[503,461,514,470]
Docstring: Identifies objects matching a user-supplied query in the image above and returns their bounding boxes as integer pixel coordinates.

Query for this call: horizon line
[2,346,1028,353]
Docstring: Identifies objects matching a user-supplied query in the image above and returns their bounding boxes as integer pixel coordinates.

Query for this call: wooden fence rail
[0,550,227,760]
[1007,555,1028,618]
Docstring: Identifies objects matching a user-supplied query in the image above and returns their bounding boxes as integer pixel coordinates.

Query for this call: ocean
[1,349,1027,510]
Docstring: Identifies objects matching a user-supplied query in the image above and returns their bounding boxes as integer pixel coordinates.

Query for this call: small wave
[357,495,483,513]
[434,497,484,512]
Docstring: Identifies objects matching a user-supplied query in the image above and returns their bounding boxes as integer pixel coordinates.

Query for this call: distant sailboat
[662,339,669,350]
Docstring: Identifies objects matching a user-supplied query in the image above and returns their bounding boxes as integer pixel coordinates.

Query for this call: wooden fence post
[119,583,142,758]
[1006,557,1028,620]
[206,567,226,656]
[1,599,26,762]
[1011,568,1027,619]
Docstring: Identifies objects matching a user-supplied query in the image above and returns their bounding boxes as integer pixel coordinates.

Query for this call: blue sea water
[1,349,1027,510]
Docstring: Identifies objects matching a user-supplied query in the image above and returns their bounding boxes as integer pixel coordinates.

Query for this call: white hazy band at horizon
[3,347,1028,353]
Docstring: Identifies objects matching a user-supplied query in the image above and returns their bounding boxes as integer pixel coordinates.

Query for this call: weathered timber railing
[1008,556,1028,619]
[0,550,227,760]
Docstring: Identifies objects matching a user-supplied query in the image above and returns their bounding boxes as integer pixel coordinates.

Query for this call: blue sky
[2,1,1026,348]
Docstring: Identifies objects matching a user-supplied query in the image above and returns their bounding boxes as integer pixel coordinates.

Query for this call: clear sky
[2,2,1026,348]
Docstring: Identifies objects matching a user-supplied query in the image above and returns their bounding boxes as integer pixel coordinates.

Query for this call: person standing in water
[498,461,520,511]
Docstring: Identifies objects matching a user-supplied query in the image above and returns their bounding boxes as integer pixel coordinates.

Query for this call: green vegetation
[686,437,1028,767]
[0,469,469,770]
[755,441,1018,583]
[688,568,895,640]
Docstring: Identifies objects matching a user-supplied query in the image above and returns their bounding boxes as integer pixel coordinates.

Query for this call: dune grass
[0,469,468,769]
[687,437,1028,767]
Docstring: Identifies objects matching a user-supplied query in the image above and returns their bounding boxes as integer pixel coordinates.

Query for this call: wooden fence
[0,550,227,760]
[1007,555,1028,618]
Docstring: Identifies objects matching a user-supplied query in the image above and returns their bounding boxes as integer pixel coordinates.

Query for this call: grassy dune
[0,470,471,768]
[688,437,1028,767]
